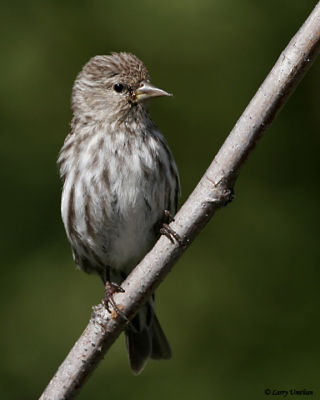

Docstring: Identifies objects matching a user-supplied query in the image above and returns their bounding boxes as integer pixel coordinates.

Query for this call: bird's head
[72,52,171,124]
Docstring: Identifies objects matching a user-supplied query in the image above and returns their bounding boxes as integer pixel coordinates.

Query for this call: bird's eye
[113,83,124,93]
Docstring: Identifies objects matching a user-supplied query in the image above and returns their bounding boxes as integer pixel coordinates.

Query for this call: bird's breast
[59,126,175,271]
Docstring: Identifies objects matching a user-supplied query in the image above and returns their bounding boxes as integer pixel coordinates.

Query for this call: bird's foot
[163,209,174,223]
[160,210,182,244]
[103,281,128,321]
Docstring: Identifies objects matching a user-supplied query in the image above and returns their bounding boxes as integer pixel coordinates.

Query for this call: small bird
[58,52,180,374]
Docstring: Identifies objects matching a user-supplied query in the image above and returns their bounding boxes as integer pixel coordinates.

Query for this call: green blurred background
[1,0,320,399]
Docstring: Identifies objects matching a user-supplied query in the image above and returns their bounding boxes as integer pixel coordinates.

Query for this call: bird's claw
[160,223,182,244]
[164,209,175,223]
[103,281,128,321]
[160,209,181,244]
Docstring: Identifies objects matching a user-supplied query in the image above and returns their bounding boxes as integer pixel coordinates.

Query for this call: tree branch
[40,3,320,399]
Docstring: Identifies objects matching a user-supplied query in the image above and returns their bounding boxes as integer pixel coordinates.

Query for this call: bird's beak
[134,81,172,102]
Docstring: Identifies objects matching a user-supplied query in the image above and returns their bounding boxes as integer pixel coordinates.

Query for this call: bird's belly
[90,191,160,273]
[60,128,178,276]
[62,166,164,275]
[109,209,156,270]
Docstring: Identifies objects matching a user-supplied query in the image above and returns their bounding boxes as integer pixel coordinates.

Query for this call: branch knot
[205,176,234,207]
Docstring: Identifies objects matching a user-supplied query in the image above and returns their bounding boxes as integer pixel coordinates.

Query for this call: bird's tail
[125,299,171,375]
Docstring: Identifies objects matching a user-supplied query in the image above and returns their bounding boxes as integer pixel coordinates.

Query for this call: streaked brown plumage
[58,52,180,374]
